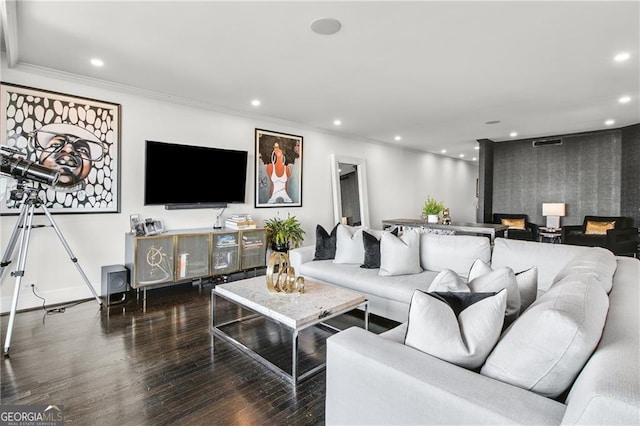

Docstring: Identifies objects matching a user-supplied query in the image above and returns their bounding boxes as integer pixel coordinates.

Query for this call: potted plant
[422,196,445,223]
[264,215,305,252]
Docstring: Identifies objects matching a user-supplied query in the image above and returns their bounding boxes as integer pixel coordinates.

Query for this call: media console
[125,227,267,307]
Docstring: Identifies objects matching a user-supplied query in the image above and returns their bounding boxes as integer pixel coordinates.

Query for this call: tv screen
[144,140,247,206]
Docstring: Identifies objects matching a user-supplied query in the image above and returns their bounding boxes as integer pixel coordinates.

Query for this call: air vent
[532,138,563,147]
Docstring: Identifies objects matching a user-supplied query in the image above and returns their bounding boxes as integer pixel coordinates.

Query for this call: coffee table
[211,275,368,384]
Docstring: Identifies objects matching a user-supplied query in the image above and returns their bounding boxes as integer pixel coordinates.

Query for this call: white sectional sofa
[290,234,640,425]
[290,232,494,323]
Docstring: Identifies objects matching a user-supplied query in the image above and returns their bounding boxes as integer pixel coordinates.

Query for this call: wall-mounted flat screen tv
[144,140,247,207]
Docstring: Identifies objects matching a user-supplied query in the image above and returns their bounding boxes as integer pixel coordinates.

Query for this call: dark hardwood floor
[0,282,398,425]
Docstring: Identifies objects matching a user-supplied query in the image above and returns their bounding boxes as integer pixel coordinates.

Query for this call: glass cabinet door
[240,229,267,270]
[211,232,240,275]
[176,233,211,280]
[134,235,175,286]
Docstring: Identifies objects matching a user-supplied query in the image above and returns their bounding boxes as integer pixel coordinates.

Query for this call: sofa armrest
[288,245,315,273]
[562,225,583,240]
[526,222,540,240]
[605,227,639,246]
[326,327,565,425]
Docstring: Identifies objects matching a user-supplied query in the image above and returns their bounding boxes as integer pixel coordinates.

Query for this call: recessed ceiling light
[485,120,501,125]
[251,99,261,107]
[459,154,465,158]
[619,96,631,104]
[472,157,477,161]
[614,52,630,62]
[310,18,342,35]
[510,132,518,138]
[474,146,480,150]
[394,135,402,141]
[90,58,104,67]
[605,119,615,126]
[441,149,447,154]
[333,119,342,126]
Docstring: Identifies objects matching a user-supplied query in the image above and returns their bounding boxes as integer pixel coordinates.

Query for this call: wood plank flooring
[0,282,398,425]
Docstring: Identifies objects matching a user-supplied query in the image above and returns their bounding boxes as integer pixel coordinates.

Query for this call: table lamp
[542,203,566,229]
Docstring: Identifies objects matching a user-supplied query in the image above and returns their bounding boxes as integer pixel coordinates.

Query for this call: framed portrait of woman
[255,128,303,208]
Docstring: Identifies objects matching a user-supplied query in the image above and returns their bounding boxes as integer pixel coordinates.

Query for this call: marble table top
[214,276,366,330]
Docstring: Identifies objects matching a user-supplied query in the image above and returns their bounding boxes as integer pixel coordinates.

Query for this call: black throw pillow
[361,228,399,269]
[313,224,339,260]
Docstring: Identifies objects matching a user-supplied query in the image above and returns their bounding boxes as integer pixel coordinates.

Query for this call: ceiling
[1,1,639,161]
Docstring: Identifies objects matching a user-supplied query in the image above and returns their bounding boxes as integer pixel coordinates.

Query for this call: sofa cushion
[552,248,617,293]
[480,274,609,398]
[361,228,398,269]
[420,234,491,279]
[379,229,422,276]
[470,258,538,314]
[313,223,338,260]
[490,238,596,295]
[334,224,365,264]
[299,259,439,304]
[405,289,507,369]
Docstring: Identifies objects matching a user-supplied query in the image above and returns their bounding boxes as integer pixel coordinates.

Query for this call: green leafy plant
[264,214,305,251]
[422,196,445,216]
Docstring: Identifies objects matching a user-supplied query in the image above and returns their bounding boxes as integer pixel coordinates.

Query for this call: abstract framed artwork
[0,83,121,214]
[255,128,303,208]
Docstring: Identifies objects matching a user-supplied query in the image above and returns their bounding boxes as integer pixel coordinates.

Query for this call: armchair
[492,213,539,241]
[562,216,638,256]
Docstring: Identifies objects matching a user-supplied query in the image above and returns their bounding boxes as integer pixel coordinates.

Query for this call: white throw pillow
[404,289,507,369]
[334,224,365,264]
[428,269,471,292]
[468,267,520,325]
[480,275,609,398]
[515,266,538,313]
[379,229,422,276]
[470,258,538,314]
[431,265,520,325]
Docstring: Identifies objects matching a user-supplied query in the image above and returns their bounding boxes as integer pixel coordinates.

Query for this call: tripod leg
[3,203,35,356]
[0,203,28,281]
[39,205,102,305]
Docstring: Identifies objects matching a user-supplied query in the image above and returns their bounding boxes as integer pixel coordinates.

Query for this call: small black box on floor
[101,264,130,306]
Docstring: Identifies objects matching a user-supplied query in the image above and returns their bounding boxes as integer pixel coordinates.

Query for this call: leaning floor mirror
[330,154,370,228]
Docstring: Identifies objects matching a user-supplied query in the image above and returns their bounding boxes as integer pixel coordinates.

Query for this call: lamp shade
[542,203,566,217]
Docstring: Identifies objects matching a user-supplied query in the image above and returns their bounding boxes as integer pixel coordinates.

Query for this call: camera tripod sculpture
[0,182,102,356]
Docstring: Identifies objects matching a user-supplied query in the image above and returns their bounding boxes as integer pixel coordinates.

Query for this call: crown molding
[0,0,18,67]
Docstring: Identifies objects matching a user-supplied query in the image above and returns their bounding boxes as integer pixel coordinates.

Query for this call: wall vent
[532,138,563,147]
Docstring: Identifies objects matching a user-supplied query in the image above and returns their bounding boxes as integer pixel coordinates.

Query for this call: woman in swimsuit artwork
[257,131,302,207]
[266,142,292,203]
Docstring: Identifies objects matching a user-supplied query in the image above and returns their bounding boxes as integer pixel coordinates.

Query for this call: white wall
[0,62,478,312]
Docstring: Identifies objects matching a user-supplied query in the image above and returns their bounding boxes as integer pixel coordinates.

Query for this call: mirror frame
[330,154,370,228]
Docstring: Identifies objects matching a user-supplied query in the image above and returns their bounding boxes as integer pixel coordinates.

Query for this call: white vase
[427,214,439,223]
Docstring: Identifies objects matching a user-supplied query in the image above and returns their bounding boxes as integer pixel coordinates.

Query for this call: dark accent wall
[477,139,494,223]
[621,124,640,227]
[491,127,632,227]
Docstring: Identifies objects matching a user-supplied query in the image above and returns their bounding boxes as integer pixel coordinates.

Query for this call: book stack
[242,234,264,249]
[216,234,238,248]
[225,213,258,230]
